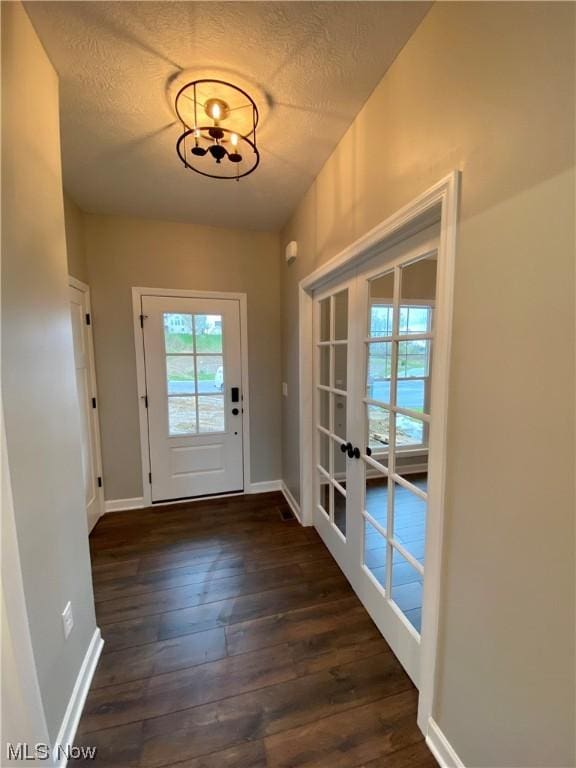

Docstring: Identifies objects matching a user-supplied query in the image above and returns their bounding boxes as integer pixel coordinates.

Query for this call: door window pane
[394,482,427,565]
[395,413,425,446]
[319,389,330,430]
[334,485,346,536]
[168,397,197,435]
[333,290,348,340]
[397,340,429,379]
[164,313,193,352]
[319,298,331,341]
[367,342,391,401]
[166,356,196,395]
[364,518,387,588]
[396,378,425,413]
[319,346,331,386]
[318,474,331,517]
[399,306,432,335]
[332,436,347,480]
[365,474,389,530]
[334,345,347,390]
[391,549,423,633]
[197,395,225,433]
[194,314,223,353]
[369,271,394,338]
[333,394,347,439]
[400,256,437,306]
[318,430,330,472]
[367,404,391,452]
[196,355,224,392]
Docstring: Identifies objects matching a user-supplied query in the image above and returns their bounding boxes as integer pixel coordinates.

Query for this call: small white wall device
[285,241,298,264]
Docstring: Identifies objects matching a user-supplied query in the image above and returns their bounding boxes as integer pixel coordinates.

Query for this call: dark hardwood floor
[74,491,436,768]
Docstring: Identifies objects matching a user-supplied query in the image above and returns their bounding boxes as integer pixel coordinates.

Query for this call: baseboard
[247,480,282,494]
[281,481,303,524]
[52,628,104,767]
[104,496,144,513]
[426,717,465,768]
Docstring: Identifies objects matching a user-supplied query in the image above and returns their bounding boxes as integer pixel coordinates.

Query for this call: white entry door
[142,296,244,502]
[69,281,104,532]
[313,226,439,686]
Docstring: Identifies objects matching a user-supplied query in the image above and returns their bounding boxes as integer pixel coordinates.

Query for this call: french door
[313,228,439,685]
[142,296,244,502]
[69,280,104,532]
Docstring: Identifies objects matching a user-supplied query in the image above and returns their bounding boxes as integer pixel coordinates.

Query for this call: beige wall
[64,192,88,283]
[281,3,575,766]
[83,214,281,501]
[1,1,97,743]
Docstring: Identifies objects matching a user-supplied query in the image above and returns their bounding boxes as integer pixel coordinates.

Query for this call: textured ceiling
[25,1,430,231]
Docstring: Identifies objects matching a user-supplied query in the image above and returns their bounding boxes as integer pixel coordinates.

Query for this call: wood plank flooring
[73,491,436,768]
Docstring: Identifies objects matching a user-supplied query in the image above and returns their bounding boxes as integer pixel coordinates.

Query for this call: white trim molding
[52,628,104,767]
[104,497,145,514]
[281,481,302,524]
[426,718,465,768]
[104,483,286,514]
[131,287,251,508]
[247,480,282,494]
[298,171,460,738]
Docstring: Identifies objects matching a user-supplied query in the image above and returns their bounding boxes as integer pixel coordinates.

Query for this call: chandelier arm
[176,128,260,180]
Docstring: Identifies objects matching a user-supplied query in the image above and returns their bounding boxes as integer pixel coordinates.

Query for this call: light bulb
[211,103,221,121]
[194,128,200,138]
[230,133,238,147]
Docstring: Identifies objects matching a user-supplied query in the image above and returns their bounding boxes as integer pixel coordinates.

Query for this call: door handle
[232,407,239,415]
[231,387,239,403]
[340,442,352,454]
[353,447,361,459]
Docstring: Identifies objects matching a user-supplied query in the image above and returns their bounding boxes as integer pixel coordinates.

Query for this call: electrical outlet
[62,602,74,640]
[282,382,288,397]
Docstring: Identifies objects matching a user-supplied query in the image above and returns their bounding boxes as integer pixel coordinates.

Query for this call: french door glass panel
[314,289,350,541]
[361,253,436,631]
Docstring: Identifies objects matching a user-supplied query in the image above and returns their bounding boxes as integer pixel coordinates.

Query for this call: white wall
[1,1,98,744]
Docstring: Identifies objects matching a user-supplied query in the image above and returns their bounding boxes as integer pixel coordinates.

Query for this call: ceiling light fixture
[175,79,260,180]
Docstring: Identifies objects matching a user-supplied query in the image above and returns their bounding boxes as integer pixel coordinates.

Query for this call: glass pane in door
[364,518,387,588]
[334,484,347,536]
[391,549,423,632]
[197,396,225,432]
[168,397,197,435]
[194,314,223,352]
[166,356,196,395]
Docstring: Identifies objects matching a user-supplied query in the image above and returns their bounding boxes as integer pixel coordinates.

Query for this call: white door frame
[69,276,105,529]
[132,287,251,508]
[298,171,460,738]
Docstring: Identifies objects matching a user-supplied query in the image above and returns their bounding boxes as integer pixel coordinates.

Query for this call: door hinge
[140,314,145,328]
[148,472,152,484]
[97,476,102,488]
[85,313,91,326]
[91,397,97,409]
[144,395,148,408]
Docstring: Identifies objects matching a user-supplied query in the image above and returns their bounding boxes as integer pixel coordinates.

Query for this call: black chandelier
[175,79,260,180]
